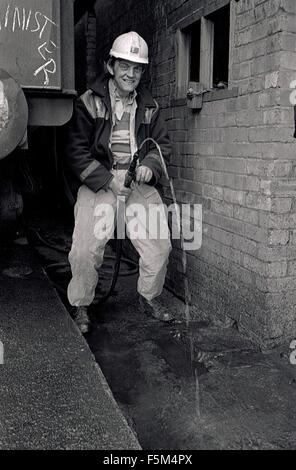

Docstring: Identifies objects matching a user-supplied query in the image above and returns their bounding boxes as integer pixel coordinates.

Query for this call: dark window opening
[186,21,201,82]
[208,4,230,88]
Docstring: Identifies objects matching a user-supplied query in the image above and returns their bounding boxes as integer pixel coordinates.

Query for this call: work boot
[139,295,174,323]
[73,306,91,334]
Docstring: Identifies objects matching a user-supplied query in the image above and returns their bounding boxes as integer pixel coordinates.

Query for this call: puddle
[153,332,209,378]
[88,318,205,450]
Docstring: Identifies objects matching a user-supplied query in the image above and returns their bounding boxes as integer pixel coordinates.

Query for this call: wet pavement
[28,208,296,450]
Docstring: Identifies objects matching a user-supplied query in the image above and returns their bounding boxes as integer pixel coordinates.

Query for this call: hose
[99,138,169,303]
[98,238,122,303]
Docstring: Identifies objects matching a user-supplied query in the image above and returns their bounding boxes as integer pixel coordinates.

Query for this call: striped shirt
[109,79,138,164]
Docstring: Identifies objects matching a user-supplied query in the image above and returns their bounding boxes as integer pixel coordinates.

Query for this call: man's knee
[142,241,171,269]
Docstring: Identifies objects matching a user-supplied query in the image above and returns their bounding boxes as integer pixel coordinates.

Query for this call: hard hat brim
[110,50,149,65]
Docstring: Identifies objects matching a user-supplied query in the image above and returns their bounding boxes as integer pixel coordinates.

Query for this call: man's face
[111,59,144,96]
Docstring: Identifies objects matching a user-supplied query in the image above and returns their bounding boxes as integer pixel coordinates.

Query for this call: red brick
[260,213,296,228]
[245,193,272,211]
[224,188,245,205]
[271,198,293,213]
[268,229,290,245]
[265,260,287,277]
[258,245,287,261]
[242,254,265,274]
[233,206,259,225]
[246,160,292,177]
[205,225,233,246]
[233,234,258,256]
[203,184,224,201]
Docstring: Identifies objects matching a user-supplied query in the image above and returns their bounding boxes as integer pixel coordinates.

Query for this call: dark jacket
[64,75,171,201]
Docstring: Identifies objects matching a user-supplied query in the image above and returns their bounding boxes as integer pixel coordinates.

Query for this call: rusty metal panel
[0,0,62,90]
[24,0,76,126]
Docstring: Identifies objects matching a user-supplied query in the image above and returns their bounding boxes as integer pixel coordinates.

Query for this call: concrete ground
[0,238,140,450]
[28,208,296,450]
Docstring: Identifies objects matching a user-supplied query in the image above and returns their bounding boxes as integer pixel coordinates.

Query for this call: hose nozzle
[124,151,139,188]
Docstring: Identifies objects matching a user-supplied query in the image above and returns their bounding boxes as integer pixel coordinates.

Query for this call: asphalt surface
[0,238,140,450]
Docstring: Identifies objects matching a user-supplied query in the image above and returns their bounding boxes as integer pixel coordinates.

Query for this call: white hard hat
[109,32,149,64]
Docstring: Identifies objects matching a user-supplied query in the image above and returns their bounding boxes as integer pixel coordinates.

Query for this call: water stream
[139,138,201,420]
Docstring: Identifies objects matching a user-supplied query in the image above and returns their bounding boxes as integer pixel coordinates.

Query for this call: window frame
[175,0,236,102]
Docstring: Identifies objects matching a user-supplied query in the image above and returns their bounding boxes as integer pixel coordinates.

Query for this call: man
[65,31,172,333]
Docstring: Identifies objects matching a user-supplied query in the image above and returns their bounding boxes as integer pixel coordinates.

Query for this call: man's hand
[109,178,132,199]
[136,165,153,184]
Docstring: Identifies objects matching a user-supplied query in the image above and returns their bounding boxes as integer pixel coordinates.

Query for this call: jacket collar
[89,74,156,109]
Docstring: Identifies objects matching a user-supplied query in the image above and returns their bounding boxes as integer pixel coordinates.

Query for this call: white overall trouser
[67,169,172,307]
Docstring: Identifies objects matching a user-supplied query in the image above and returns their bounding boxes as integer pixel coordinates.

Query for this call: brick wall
[94,0,296,348]
[74,11,101,94]
[86,11,98,87]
